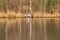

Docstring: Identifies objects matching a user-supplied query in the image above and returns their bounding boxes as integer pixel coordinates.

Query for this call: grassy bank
[33,13,60,18]
[0,12,60,18]
[0,12,23,18]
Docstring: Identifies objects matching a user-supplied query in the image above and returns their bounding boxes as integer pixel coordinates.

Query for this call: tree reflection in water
[0,18,60,40]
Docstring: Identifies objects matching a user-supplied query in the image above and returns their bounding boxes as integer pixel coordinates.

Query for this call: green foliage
[0,0,3,11]
[33,2,40,12]
[0,0,7,12]
[0,0,21,13]
[46,0,57,13]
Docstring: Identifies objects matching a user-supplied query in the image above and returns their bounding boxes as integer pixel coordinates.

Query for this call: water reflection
[0,19,6,40]
[0,18,60,40]
[46,19,57,40]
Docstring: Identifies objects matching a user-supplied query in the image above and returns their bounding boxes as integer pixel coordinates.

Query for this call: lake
[0,18,60,40]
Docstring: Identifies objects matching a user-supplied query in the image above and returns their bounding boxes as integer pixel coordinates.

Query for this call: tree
[33,2,40,12]
[0,0,21,13]
[0,0,4,12]
[0,0,8,13]
[46,0,57,14]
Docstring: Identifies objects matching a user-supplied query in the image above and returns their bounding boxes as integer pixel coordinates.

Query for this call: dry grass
[0,12,23,18]
[0,12,60,18]
[33,12,60,18]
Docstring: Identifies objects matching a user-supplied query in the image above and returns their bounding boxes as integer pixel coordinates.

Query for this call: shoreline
[0,13,60,18]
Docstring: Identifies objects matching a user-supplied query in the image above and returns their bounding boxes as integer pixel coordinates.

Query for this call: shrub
[46,0,57,13]
[33,2,40,12]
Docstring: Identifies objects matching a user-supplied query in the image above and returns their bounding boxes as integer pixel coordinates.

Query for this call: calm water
[0,18,60,40]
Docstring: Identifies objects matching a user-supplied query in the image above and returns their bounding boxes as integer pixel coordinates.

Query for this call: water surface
[0,18,60,40]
